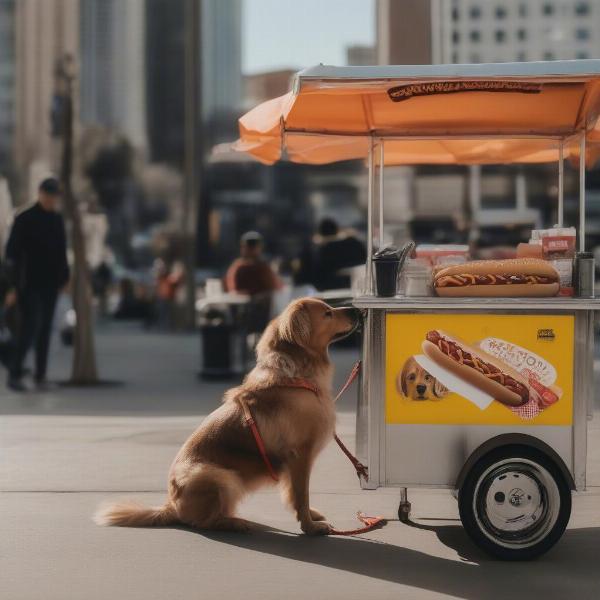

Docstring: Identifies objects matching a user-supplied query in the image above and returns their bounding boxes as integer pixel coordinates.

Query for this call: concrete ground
[1,322,599,600]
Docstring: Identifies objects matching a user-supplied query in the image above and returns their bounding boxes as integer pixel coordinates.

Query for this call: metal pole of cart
[379,139,385,248]
[579,133,586,252]
[558,140,564,227]
[366,137,375,294]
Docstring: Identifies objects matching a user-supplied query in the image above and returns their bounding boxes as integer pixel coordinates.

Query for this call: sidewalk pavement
[1,322,599,600]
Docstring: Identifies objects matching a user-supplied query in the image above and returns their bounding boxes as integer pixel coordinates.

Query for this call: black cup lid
[373,246,401,260]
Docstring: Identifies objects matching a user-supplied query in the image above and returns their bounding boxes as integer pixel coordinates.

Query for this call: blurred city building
[378,0,434,64]
[13,0,78,201]
[346,45,377,66]
[0,0,15,182]
[145,0,185,166]
[244,69,295,106]
[434,0,600,63]
[202,0,243,146]
[80,0,147,151]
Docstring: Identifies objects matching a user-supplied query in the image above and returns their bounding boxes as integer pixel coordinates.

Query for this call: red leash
[242,360,386,536]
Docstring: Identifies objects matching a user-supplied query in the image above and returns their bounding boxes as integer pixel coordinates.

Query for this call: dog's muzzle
[332,307,362,342]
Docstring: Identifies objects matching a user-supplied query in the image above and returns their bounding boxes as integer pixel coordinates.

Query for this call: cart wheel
[458,445,571,561]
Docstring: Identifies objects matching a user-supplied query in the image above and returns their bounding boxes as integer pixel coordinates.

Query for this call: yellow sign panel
[386,313,574,426]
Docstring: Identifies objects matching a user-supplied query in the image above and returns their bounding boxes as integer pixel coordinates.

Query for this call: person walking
[4,178,70,391]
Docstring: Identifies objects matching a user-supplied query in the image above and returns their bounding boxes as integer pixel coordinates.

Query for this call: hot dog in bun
[422,330,529,407]
[434,258,559,297]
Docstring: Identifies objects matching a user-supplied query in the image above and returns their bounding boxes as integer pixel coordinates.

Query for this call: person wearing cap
[224,231,282,297]
[4,177,70,391]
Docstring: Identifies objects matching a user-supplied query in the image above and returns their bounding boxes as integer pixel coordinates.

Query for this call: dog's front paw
[301,520,332,536]
[309,507,326,521]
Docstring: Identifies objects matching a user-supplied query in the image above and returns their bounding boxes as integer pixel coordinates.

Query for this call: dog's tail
[93,500,178,528]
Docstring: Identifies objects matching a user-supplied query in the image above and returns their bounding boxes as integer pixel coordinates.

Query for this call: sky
[242,0,376,74]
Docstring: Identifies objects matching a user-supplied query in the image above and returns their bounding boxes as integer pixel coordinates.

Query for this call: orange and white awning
[233,61,600,167]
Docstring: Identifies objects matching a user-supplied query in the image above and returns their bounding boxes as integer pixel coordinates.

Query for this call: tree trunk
[60,74,98,384]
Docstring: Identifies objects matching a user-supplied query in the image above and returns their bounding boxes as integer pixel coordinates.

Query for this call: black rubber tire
[458,445,572,561]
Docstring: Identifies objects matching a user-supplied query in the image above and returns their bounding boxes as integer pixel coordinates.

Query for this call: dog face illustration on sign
[397,356,448,401]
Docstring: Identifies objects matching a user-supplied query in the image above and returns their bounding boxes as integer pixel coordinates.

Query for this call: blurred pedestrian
[296,218,366,291]
[152,259,186,329]
[4,178,70,391]
[224,231,282,296]
[91,257,113,318]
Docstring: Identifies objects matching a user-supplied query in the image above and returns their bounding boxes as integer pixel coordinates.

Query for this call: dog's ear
[397,358,411,396]
[277,302,311,348]
[433,379,448,398]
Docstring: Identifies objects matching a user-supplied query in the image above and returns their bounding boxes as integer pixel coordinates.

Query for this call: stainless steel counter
[352,295,600,311]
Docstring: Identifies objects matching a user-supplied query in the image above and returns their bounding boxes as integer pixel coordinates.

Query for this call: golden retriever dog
[94,298,358,536]
[397,356,448,401]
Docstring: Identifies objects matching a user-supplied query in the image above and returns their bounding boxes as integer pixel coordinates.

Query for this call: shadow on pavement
[192,522,600,599]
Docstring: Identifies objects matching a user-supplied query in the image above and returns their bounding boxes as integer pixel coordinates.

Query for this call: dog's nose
[416,384,427,395]
[342,307,363,324]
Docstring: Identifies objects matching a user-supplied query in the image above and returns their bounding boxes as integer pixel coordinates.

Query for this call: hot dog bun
[422,330,529,407]
[434,258,559,298]
[436,283,559,297]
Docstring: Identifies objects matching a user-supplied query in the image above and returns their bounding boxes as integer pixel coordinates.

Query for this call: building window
[519,3,528,17]
[575,2,590,16]
[452,51,459,64]
[495,30,506,43]
[544,51,555,60]
[517,51,527,62]
[470,30,481,43]
[453,30,460,44]
[452,7,459,20]
[470,53,481,63]
[576,51,589,59]
[576,28,590,40]
[517,29,527,41]
[470,6,481,19]
[543,3,555,16]
[496,6,507,19]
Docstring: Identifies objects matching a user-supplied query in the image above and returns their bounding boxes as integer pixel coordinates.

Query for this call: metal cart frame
[235,60,600,559]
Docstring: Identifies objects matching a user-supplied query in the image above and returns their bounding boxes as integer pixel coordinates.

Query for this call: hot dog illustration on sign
[417,330,562,418]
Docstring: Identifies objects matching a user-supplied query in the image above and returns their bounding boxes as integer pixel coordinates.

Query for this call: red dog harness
[240,360,386,536]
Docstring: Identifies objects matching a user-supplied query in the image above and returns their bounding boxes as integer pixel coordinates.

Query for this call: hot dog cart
[234,61,600,559]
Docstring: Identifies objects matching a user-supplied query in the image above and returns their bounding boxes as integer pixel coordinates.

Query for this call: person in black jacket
[295,218,366,291]
[5,178,70,391]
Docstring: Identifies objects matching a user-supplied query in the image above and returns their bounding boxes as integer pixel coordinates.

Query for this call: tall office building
[434,0,600,64]
[79,0,147,150]
[0,0,15,177]
[202,0,243,145]
[145,0,185,165]
[13,0,79,199]
[145,0,243,163]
